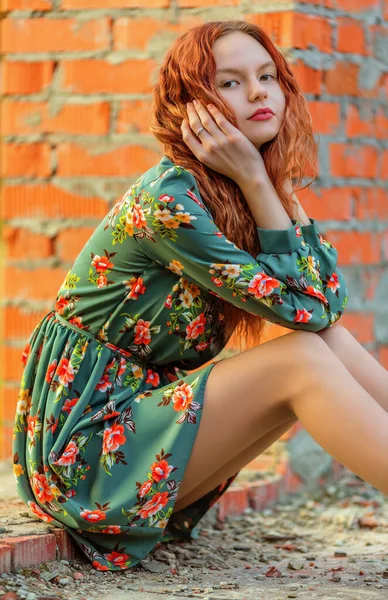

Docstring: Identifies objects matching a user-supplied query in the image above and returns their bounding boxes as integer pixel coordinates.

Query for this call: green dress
[13,155,349,571]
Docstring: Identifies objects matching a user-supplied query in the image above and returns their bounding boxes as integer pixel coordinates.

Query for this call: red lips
[248,108,274,119]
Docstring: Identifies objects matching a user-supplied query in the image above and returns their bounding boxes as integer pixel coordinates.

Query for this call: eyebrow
[216,61,276,75]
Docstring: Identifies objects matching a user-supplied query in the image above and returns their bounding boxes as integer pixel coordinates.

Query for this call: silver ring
[196,127,205,136]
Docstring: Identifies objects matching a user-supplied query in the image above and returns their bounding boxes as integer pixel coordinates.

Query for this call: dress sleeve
[132,165,349,332]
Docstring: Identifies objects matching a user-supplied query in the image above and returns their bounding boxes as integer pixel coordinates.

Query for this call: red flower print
[150,459,173,483]
[55,296,69,314]
[295,224,302,237]
[294,309,313,324]
[146,369,160,388]
[102,423,126,455]
[139,480,153,498]
[304,286,328,305]
[134,319,151,345]
[159,193,174,203]
[101,525,121,534]
[27,415,38,440]
[327,272,340,293]
[137,491,169,519]
[211,277,223,287]
[117,357,126,377]
[124,276,146,300]
[172,382,193,412]
[105,551,130,568]
[248,273,281,299]
[21,342,31,367]
[186,313,206,339]
[32,471,53,504]
[27,501,54,523]
[62,397,79,414]
[164,295,173,309]
[57,357,75,387]
[195,341,209,351]
[186,188,206,210]
[95,373,113,392]
[65,489,76,498]
[80,508,106,522]
[68,315,84,329]
[45,359,57,384]
[55,440,79,466]
[132,203,147,228]
[92,255,114,273]
[92,561,109,571]
[97,274,108,288]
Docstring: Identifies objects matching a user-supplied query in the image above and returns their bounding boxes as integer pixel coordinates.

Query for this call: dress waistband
[53,312,145,367]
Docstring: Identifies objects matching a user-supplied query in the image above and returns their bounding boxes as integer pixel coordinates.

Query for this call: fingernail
[193,99,198,105]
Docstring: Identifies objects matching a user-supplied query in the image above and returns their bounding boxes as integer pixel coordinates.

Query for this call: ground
[1,469,388,599]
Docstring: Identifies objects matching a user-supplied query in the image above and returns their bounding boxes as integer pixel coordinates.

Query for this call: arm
[132,166,348,331]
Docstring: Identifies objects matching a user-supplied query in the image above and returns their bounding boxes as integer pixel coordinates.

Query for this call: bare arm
[237,175,294,230]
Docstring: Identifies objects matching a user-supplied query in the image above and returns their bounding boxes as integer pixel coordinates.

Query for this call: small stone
[58,577,70,585]
[73,572,84,580]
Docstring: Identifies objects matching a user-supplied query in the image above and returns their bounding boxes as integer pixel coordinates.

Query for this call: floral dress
[13,155,349,571]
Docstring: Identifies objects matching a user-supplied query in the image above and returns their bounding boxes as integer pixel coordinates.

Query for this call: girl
[13,20,388,572]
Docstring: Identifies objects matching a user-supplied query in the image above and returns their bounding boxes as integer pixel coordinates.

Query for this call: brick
[2,535,57,570]
[56,227,96,262]
[62,0,168,7]
[381,150,388,180]
[360,268,386,302]
[52,528,80,561]
[1,144,51,178]
[245,12,293,48]
[113,16,200,51]
[290,60,323,95]
[324,61,379,98]
[3,227,53,260]
[375,107,388,140]
[1,61,54,95]
[5,345,25,382]
[2,100,110,136]
[1,185,108,219]
[323,230,381,265]
[0,0,50,8]
[307,101,341,135]
[56,142,160,176]
[0,18,110,54]
[296,186,352,221]
[337,18,369,55]
[217,485,249,521]
[330,144,378,179]
[0,545,12,574]
[293,14,332,52]
[354,188,388,220]
[3,387,19,424]
[116,99,154,134]
[340,312,375,344]
[345,103,375,137]
[336,0,380,10]
[3,307,48,341]
[247,476,283,511]
[4,266,68,301]
[0,427,14,461]
[60,59,156,94]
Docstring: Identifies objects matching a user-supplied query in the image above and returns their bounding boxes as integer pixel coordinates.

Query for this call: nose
[247,77,268,102]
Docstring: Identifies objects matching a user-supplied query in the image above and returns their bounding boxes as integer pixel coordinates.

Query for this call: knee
[289,329,339,373]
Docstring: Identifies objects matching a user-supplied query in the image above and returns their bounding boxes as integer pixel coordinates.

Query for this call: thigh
[175,329,329,501]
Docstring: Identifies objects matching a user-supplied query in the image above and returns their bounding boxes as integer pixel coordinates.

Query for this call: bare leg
[317,323,388,413]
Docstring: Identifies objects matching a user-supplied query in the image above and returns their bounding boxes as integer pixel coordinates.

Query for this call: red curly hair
[149,19,318,351]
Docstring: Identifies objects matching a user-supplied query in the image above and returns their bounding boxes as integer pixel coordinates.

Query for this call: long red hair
[149,19,318,351]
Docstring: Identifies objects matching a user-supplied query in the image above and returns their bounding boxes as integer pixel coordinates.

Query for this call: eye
[220,74,276,88]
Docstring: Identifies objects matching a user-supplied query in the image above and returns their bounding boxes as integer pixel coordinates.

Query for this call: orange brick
[3,227,53,260]
[296,186,353,221]
[354,188,388,220]
[380,150,388,180]
[340,312,375,344]
[0,427,14,461]
[323,230,381,265]
[62,0,168,7]
[1,143,51,178]
[360,268,385,301]
[0,0,50,7]
[375,107,388,140]
[1,185,108,219]
[4,346,25,383]
[4,266,68,301]
[0,18,110,54]
[2,387,19,426]
[345,103,375,137]
[116,99,153,134]
[60,59,156,94]
[307,101,341,135]
[1,61,54,95]
[330,144,378,179]
[246,12,293,48]
[3,306,48,340]
[2,100,110,136]
[56,142,160,176]
[56,227,96,262]
[337,18,368,55]
[324,62,360,96]
[293,14,333,52]
[290,60,323,94]
[336,0,380,10]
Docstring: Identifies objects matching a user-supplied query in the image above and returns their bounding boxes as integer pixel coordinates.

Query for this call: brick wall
[0,0,387,459]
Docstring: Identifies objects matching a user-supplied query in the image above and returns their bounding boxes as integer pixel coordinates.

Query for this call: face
[212,31,286,149]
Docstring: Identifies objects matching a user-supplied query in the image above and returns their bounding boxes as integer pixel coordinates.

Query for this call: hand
[181,100,267,187]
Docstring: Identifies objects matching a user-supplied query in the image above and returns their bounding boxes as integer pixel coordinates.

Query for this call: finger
[206,104,237,137]
[192,101,222,139]
[181,119,204,155]
[186,103,210,140]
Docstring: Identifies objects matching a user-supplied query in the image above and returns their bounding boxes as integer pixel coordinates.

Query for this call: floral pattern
[13,155,348,571]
